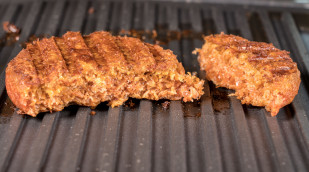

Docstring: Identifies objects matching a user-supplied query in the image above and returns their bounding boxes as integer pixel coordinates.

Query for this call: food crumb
[125,99,135,108]
[3,21,20,33]
[88,7,94,14]
[152,30,157,39]
[119,29,130,36]
[192,48,200,55]
[90,110,96,116]
[161,101,170,109]
[196,112,201,117]
[1,21,21,46]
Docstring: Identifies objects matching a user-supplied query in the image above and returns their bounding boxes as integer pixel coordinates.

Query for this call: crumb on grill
[3,21,20,33]
[90,111,96,115]
[161,101,170,109]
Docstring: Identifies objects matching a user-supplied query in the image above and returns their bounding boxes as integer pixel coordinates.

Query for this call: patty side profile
[6,31,204,117]
[195,33,300,116]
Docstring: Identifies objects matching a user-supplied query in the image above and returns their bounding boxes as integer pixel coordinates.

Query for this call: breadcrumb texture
[196,33,300,116]
[6,31,204,117]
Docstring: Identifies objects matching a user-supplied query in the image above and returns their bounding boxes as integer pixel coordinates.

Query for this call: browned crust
[6,31,204,116]
[197,33,301,116]
[84,31,128,73]
[33,37,69,83]
[55,32,102,106]
[5,49,40,116]
[145,43,185,74]
[116,36,156,74]
[204,33,298,77]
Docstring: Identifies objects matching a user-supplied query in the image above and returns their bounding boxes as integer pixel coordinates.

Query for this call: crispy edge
[266,70,300,116]
[5,49,40,116]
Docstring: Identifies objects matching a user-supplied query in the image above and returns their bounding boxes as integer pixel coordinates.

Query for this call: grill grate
[0,1,309,172]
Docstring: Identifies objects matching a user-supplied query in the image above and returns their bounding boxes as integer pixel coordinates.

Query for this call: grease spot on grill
[212,88,230,113]
[184,100,201,117]
[0,96,15,124]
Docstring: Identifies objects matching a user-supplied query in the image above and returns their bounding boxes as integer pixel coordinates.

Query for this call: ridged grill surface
[0,1,309,172]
